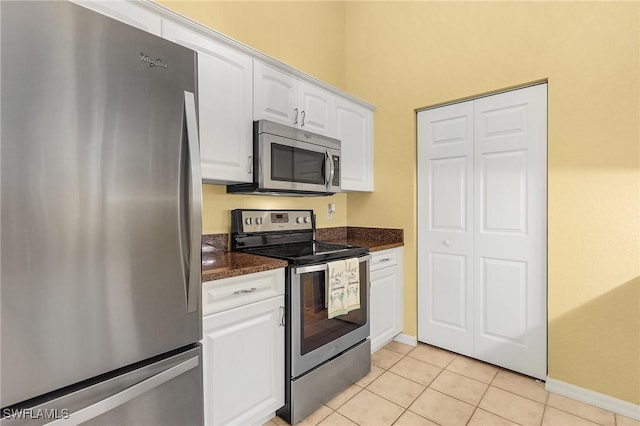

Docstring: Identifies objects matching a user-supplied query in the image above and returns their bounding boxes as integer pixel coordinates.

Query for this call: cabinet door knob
[279,306,285,327]
[443,239,452,246]
[301,110,306,127]
[293,108,299,125]
[247,155,253,174]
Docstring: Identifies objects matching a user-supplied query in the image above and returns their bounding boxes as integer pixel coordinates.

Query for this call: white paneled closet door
[417,84,547,380]
[417,101,475,358]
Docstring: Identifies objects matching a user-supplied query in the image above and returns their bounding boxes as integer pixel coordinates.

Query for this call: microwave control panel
[233,209,314,233]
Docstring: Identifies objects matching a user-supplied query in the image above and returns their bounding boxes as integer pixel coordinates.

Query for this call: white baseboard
[394,333,418,347]
[545,377,640,420]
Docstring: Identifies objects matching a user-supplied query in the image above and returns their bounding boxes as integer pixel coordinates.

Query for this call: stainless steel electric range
[231,209,371,425]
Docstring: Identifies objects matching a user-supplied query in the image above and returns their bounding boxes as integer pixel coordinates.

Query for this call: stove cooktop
[240,241,368,266]
[230,209,369,265]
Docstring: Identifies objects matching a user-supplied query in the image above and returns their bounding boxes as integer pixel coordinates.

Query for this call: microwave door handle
[325,151,335,189]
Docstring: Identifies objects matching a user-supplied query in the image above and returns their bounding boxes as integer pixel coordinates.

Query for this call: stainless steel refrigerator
[1,1,203,424]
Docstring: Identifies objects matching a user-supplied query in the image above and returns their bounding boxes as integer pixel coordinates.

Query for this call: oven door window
[271,143,325,185]
[299,268,367,355]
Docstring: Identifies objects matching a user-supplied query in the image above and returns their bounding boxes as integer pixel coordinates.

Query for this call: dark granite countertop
[200,226,403,282]
[316,227,404,252]
[202,252,287,282]
[201,233,287,282]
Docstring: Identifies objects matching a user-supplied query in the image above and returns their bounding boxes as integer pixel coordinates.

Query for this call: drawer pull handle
[379,258,391,263]
[233,287,257,295]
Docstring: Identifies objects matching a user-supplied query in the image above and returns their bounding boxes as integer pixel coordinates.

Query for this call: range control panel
[233,209,314,233]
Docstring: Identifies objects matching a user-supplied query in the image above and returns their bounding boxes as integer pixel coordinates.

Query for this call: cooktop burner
[230,209,369,265]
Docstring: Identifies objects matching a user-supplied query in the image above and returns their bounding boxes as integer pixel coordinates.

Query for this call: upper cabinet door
[254,61,298,127]
[297,81,334,137]
[163,21,254,184]
[69,1,162,35]
[335,97,374,192]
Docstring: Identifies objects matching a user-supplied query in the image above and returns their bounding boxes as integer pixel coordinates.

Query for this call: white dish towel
[327,260,348,319]
[345,258,360,311]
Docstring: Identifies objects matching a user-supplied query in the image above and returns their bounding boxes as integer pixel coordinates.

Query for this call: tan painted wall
[159,0,640,405]
[158,1,348,233]
[343,1,639,405]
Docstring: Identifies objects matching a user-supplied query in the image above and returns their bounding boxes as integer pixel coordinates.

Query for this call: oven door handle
[292,254,371,275]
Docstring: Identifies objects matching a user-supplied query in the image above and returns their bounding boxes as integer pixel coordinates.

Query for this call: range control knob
[255,217,263,225]
[304,216,311,224]
[296,217,304,224]
[244,217,252,225]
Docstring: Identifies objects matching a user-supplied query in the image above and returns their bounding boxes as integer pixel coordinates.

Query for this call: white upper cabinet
[254,62,334,137]
[297,80,334,136]
[163,21,254,184]
[70,1,162,36]
[253,62,298,127]
[335,97,374,192]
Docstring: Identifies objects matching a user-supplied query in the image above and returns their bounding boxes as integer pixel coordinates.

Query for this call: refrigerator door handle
[48,356,200,425]
[184,91,202,314]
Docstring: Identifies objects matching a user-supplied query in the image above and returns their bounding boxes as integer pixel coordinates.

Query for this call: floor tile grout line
[383,349,443,426]
[332,387,404,426]
[489,382,549,406]
[540,402,548,426]
[471,407,527,426]
[327,384,364,412]
[399,350,433,425]
[422,359,497,411]
[464,373,494,426]
[406,352,458,371]
[315,406,333,426]
[543,403,617,426]
[384,362,443,389]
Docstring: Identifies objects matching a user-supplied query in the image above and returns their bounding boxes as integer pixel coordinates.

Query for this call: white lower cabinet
[369,248,403,353]
[202,269,285,426]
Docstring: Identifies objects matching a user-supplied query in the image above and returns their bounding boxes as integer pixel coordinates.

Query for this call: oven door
[258,133,340,193]
[289,255,370,378]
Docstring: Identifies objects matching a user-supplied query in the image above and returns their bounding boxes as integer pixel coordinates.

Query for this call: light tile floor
[264,341,640,426]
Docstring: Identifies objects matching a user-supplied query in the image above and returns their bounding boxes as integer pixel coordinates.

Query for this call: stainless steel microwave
[227,120,341,196]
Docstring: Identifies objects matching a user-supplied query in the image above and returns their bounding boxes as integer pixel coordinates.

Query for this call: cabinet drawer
[202,268,285,315]
[370,249,398,271]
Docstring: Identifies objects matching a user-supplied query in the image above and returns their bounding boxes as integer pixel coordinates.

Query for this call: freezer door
[0,346,203,426]
[1,1,202,407]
